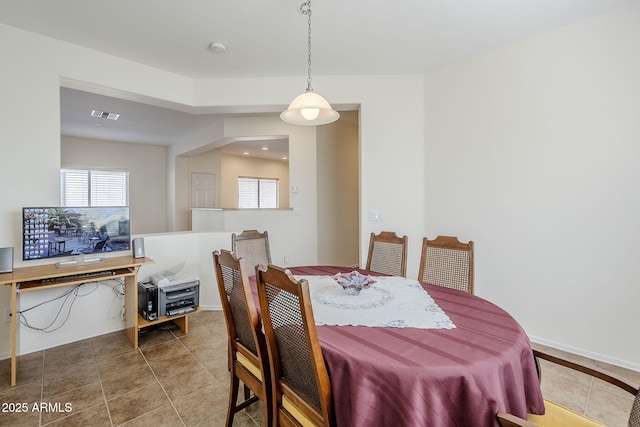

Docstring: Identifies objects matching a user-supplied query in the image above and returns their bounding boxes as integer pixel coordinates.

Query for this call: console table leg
[10,282,17,386]
[123,275,139,348]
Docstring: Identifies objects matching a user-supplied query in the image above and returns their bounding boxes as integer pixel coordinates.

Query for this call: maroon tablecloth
[256,265,544,427]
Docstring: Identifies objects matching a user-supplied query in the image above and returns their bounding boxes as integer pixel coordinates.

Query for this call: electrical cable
[18,279,125,333]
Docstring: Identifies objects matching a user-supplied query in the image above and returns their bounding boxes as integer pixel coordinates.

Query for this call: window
[238,177,279,208]
[60,169,129,207]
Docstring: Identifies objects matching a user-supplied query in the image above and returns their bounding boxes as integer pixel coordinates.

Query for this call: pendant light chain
[300,0,313,92]
[281,0,339,125]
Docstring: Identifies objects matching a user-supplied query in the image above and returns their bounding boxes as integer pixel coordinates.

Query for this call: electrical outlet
[3,308,11,323]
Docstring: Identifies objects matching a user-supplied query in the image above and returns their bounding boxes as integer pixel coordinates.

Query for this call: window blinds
[61,169,128,207]
[238,177,278,208]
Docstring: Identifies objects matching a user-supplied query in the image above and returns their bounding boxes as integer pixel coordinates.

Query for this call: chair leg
[232,378,260,412]
[226,373,240,427]
[262,391,274,427]
[244,382,251,400]
[226,367,261,424]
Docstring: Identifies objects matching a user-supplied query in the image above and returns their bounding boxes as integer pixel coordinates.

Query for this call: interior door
[191,173,216,208]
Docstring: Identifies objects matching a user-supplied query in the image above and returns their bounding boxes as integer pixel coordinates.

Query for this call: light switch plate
[369,210,384,221]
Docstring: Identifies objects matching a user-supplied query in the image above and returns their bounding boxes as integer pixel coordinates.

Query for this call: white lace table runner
[294,275,456,329]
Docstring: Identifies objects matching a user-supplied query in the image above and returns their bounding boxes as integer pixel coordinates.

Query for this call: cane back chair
[365,231,408,277]
[418,235,474,294]
[232,229,272,274]
[213,249,272,427]
[256,264,335,427]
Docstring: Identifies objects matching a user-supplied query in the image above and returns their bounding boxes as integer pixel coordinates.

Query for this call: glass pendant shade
[281,90,340,126]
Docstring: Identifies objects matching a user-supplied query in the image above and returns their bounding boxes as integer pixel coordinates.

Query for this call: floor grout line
[38,350,44,426]
[92,339,115,427]
[584,377,594,416]
[138,334,188,427]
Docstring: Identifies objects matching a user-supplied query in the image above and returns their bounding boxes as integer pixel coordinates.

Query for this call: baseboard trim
[529,334,640,372]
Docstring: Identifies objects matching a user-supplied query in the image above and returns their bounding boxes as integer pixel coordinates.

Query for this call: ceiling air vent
[90,110,120,120]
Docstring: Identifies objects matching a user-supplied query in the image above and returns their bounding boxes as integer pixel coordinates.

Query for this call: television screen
[23,206,131,261]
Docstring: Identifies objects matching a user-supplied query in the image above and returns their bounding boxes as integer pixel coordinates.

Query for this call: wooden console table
[0,255,168,386]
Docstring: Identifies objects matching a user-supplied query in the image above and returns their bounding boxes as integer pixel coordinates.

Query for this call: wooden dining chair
[213,250,273,427]
[497,349,640,427]
[365,231,408,277]
[256,264,335,427]
[232,229,272,274]
[418,235,474,294]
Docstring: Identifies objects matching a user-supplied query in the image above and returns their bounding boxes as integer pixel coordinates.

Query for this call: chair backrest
[418,235,474,294]
[365,231,408,277]
[497,349,640,427]
[213,250,273,425]
[232,229,272,274]
[213,249,262,356]
[256,264,334,427]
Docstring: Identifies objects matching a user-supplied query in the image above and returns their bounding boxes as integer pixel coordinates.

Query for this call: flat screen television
[23,206,131,264]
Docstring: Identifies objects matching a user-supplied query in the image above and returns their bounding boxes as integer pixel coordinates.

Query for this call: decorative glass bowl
[332,271,376,295]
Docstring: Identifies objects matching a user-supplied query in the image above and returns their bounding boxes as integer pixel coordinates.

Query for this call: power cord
[19,279,125,333]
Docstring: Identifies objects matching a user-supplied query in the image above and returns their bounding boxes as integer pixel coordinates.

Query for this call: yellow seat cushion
[236,351,262,381]
[282,395,317,427]
[527,399,606,426]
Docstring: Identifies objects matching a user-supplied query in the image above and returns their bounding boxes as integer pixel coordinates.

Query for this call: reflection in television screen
[22,206,131,261]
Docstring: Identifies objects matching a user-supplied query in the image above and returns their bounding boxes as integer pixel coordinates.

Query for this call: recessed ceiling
[219,137,289,161]
[60,87,289,160]
[61,88,224,146]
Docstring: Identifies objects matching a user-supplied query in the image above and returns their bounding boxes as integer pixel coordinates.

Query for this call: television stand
[137,306,202,335]
[0,255,154,386]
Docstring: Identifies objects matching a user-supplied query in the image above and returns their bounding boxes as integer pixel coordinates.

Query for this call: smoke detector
[209,42,226,53]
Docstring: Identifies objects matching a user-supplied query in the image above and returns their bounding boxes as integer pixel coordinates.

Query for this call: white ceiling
[3,0,637,155]
[2,0,636,78]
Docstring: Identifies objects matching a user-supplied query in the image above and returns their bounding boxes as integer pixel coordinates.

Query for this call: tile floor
[0,311,260,427]
[0,310,637,426]
[529,342,639,427]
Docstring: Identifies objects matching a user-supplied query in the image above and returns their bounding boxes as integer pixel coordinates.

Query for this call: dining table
[254,265,545,427]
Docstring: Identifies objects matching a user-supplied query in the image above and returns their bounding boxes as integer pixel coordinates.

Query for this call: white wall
[317,112,360,266]
[424,2,640,367]
[0,23,424,359]
[62,136,168,234]
[137,232,231,312]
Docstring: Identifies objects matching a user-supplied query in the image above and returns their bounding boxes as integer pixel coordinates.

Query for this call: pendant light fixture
[281,0,339,126]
